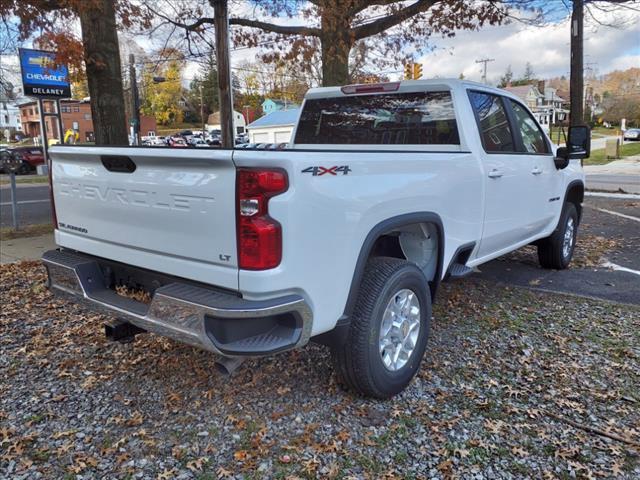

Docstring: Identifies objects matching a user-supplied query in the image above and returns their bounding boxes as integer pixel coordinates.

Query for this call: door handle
[488,169,503,178]
[531,167,543,175]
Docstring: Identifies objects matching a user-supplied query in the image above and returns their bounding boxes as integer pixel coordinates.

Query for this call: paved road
[586,173,640,194]
[473,195,640,305]
[0,184,52,227]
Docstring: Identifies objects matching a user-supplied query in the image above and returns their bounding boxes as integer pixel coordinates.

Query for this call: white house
[0,82,23,140]
[246,109,300,144]
[502,83,571,133]
[206,110,246,136]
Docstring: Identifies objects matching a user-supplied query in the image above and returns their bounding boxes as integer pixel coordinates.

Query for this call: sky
[2,2,639,93]
[409,7,640,85]
[221,2,640,85]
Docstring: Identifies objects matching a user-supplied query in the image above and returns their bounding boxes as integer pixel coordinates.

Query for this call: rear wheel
[537,202,578,269]
[331,257,431,399]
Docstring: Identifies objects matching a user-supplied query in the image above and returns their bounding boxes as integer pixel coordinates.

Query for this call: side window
[509,100,550,154]
[468,91,515,153]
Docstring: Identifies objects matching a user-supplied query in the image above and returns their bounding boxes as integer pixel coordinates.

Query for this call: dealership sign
[19,48,71,98]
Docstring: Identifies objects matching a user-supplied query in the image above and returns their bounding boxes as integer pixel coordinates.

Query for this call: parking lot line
[0,199,50,207]
[584,204,640,223]
[585,191,640,200]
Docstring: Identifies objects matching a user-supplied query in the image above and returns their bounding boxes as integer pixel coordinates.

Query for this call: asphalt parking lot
[474,194,640,305]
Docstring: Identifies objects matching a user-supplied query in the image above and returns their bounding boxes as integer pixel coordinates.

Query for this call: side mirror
[567,125,591,159]
[554,146,570,170]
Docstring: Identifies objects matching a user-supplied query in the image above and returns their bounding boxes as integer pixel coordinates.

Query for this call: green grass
[157,123,203,136]
[591,126,622,136]
[584,141,640,165]
[0,175,49,185]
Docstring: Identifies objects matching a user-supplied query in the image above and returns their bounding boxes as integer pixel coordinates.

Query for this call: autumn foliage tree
[141,55,185,126]
[145,0,516,86]
[1,0,149,145]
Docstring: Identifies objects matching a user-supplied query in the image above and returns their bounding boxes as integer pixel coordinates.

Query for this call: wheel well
[369,222,440,285]
[566,182,584,222]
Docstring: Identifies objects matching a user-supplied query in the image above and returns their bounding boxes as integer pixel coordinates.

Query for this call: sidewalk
[0,233,55,264]
[584,156,640,194]
[583,156,640,175]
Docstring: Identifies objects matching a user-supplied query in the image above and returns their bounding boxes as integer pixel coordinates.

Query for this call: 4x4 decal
[302,166,351,176]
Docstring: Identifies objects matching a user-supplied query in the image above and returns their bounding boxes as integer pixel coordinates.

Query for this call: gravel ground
[1,261,639,479]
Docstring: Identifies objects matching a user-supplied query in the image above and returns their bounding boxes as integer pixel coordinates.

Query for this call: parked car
[0,146,10,173]
[191,138,210,148]
[7,146,45,174]
[177,130,193,143]
[168,137,188,148]
[623,128,640,141]
[142,136,166,146]
[43,79,590,398]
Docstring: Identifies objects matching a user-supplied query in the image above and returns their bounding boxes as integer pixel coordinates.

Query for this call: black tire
[537,202,578,270]
[331,257,431,399]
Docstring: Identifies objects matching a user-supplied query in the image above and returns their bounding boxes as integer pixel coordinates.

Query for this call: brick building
[19,99,157,143]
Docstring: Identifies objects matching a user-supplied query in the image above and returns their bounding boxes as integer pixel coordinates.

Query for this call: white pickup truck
[43,79,590,398]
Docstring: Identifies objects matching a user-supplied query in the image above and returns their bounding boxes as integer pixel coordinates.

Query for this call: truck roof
[304,78,509,100]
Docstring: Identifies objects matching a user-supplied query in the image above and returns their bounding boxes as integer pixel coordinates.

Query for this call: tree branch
[348,0,406,17]
[352,0,439,40]
[229,18,321,37]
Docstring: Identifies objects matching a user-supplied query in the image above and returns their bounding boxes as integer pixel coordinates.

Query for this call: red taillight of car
[236,168,288,270]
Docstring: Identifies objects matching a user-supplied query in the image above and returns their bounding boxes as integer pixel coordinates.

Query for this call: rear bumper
[42,249,312,356]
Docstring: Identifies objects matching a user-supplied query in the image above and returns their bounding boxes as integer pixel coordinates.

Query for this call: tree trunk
[212,0,234,148]
[320,11,353,87]
[78,0,129,145]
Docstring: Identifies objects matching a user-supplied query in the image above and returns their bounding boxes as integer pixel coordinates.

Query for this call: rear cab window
[294,91,460,146]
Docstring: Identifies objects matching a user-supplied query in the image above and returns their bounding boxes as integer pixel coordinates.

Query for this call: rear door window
[294,91,459,145]
[468,91,515,153]
[509,100,550,154]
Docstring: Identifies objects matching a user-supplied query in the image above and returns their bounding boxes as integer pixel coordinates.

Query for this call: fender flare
[340,212,445,324]
[563,179,585,223]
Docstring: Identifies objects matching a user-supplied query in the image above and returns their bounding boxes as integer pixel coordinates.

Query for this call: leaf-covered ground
[1,261,639,479]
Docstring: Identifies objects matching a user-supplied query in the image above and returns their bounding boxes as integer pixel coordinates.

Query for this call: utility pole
[475,58,494,84]
[129,54,141,145]
[570,0,584,126]
[213,0,234,148]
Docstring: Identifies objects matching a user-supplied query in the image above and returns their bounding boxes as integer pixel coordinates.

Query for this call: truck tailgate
[50,146,238,289]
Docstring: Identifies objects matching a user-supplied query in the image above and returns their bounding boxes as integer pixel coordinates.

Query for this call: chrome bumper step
[42,249,312,356]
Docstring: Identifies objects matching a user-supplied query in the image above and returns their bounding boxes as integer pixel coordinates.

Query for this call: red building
[19,99,157,143]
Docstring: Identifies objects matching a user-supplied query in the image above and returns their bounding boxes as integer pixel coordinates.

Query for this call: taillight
[236,168,288,270]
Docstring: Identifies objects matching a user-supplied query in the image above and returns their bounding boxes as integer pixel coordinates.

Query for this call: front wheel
[537,202,578,269]
[331,257,431,399]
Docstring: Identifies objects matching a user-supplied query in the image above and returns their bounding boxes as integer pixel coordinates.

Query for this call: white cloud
[412,9,640,84]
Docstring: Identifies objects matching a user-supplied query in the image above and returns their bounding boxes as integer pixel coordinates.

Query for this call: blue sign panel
[19,48,71,98]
